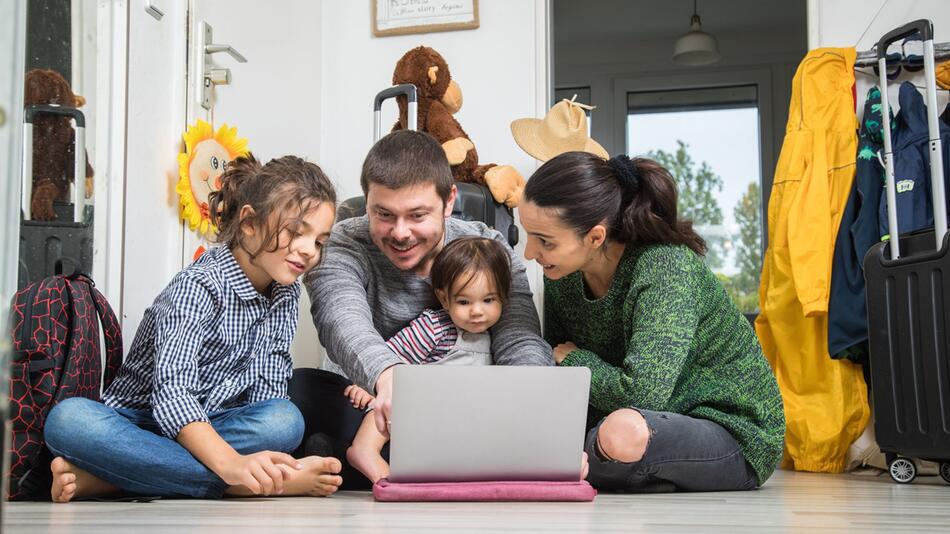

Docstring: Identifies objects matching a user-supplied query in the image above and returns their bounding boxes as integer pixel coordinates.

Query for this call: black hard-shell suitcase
[337,84,519,247]
[862,20,950,485]
[18,104,93,287]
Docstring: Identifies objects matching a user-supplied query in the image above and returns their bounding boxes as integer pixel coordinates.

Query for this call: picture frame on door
[372,0,479,37]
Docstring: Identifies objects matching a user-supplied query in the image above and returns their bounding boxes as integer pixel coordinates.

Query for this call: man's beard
[379,219,446,274]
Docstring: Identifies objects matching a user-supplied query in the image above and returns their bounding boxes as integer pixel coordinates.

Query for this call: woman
[519,151,784,492]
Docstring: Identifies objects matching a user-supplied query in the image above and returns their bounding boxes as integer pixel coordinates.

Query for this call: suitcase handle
[869,231,950,268]
[876,19,933,59]
[876,19,946,258]
[24,104,87,127]
[374,84,417,142]
[21,105,87,223]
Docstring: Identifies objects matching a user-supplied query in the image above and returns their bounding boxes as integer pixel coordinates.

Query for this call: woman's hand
[343,384,375,410]
[553,342,578,364]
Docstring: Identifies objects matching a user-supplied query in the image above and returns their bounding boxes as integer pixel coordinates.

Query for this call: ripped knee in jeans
[595,408,652,463]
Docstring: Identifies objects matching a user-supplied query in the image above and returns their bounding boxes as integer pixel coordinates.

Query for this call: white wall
[808,0,950,120]
[808,0,950,49]
[190,0,324,163]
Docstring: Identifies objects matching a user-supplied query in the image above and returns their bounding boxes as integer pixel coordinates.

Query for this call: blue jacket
[828,87,891,360]
[877,82,950,239]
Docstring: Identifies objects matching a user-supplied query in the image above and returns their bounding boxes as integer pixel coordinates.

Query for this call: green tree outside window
[648,140,762,313]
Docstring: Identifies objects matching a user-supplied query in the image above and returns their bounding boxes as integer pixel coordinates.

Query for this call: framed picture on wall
[372,0,479,37]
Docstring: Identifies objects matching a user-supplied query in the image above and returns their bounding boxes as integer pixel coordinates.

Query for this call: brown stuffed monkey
[24,68,94,221]
[392,46,525,208]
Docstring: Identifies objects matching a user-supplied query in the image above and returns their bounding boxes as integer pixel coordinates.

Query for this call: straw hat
[510,95,609,162]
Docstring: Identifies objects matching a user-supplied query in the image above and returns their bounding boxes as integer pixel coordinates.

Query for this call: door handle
[205,43,247,63]
[200,22,248,110]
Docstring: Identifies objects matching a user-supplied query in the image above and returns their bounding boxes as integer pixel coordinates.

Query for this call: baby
[344,236,512,483]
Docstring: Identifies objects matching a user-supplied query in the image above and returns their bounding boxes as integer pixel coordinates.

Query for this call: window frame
[613,69,775,319]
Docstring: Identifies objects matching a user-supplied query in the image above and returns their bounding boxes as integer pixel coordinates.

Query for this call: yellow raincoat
[755,48,870,473]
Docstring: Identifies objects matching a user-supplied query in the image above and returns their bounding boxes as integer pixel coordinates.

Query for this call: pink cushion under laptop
[373,478,597,502]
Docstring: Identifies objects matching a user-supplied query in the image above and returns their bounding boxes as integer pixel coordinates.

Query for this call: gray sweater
[305,216,553,390]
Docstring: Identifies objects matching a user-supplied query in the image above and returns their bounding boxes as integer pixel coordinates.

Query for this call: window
[627,85,763,313]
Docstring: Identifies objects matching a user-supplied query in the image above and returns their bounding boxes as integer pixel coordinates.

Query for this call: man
[291,130,552,488]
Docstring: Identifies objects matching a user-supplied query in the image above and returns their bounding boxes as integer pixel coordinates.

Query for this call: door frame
[92,0,130,306]
[0,0,27,506]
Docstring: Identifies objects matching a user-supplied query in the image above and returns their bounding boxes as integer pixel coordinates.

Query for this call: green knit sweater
[545,244,785,485]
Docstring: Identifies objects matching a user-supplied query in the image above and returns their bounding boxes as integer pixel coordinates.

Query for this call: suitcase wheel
[940,463,950,485]
[888,457,917,484]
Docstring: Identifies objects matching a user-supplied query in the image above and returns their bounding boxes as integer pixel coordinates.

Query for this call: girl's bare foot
[224,456,342,497]
[50,457,119,503]
[279,456,343,496]
[346,443,390,484]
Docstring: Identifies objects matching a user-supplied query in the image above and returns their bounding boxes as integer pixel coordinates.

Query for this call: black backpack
[6,271,122,500]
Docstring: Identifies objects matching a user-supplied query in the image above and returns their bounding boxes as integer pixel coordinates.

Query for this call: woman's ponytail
[523,151,706,257]
[611,156,706,257]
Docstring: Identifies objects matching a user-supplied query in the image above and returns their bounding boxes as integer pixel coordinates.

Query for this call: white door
[120,0,188,352]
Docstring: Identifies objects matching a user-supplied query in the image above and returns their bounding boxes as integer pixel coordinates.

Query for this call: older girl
[44,154,342,501]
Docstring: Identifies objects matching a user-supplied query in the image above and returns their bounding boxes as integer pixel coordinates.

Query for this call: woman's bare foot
[50,457,119,503]
[346,443,390,484]
[279,456,343,496]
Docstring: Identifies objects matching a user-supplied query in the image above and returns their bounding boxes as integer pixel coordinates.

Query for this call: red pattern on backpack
[6,274,122,500]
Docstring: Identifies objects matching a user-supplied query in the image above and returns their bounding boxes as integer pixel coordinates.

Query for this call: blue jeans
[44,397,305,498]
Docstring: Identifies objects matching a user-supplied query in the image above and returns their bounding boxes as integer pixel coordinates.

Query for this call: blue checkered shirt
[103,246,300,439]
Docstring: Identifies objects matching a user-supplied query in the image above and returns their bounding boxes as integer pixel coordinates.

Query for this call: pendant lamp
[673,0,721,66]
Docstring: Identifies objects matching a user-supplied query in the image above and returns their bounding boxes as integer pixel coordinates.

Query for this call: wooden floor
[4,469,948,533]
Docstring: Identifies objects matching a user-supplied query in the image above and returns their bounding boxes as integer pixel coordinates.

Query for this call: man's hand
[553,342,578,364]
[343,384,375,410]
[373,366,397,437]
[216,451,303,496]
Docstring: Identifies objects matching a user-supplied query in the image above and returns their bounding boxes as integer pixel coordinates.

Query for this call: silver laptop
[388,366,591,483]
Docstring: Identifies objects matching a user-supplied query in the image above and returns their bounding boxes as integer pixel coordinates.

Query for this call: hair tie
[608,155,639,193]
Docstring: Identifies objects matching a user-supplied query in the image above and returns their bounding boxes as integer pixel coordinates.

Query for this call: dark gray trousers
[585,409,759,493]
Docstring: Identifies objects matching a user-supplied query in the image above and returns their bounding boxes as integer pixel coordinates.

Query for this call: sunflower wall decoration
[177,120,249,236]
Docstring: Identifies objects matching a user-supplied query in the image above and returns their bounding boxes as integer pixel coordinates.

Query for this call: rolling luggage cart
[18,104,93,288]
[863,20,950,485]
